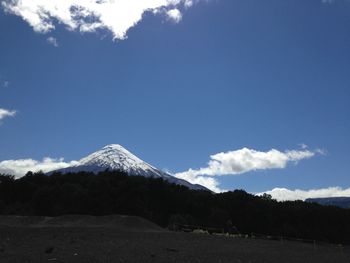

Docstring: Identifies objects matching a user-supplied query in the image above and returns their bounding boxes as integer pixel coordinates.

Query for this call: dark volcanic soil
[0,215,349,263]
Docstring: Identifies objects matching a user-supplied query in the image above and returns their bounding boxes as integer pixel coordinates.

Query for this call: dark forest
[0,171,349,244]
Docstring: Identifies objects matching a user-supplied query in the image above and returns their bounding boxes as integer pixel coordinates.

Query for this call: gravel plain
[0,215,349,263]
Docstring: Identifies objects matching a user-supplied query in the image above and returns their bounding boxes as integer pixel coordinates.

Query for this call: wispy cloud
[175,147,321,192]
[0,108,16,122]
[47,36,58,47]
[0,158,79,178]
[0,75,10,88]
[258,187,350,201]
[322,0,335,4]
[2,0,204,40]
[2,80,9,88]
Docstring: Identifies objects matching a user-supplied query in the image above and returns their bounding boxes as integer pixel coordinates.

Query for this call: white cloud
[184,0,194,8]
[177,147,316,176]
[0,158,79,178]
[47,36,58,47]
[258,187,350,201]
[175,147,319,192]
[175,171,224,192]
[183,0,203,9]
[0,108,16,121]
[167,8,182,22]
[2,0,202,40]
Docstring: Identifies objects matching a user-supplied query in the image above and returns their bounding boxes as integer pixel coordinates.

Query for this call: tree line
[0,171,349,244]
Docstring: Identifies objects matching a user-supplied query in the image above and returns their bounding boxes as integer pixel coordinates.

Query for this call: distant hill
[306,197,350,208]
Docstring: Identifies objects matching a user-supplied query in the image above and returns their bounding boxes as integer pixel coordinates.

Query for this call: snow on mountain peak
[102,144,127,151]
[78,144,160,176]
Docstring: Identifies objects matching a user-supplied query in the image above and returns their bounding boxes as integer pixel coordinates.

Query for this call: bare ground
[0,215,349,263]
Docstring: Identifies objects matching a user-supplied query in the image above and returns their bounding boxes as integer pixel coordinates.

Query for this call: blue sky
[0,0,350,199]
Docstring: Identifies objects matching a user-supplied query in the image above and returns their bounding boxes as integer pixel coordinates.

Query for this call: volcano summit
[50,144,207,191]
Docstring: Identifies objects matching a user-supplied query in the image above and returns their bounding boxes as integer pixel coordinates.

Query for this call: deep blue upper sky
[0,0,349,194]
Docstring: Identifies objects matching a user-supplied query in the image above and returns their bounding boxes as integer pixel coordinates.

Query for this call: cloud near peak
[2,0,201,40]
[175,147,320,192]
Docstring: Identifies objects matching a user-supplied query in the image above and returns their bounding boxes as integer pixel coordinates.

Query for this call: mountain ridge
[305,197,350,208]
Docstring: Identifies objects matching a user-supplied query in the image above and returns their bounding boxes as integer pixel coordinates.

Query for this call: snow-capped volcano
[50,144,207,191]
[78,144,167,178]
